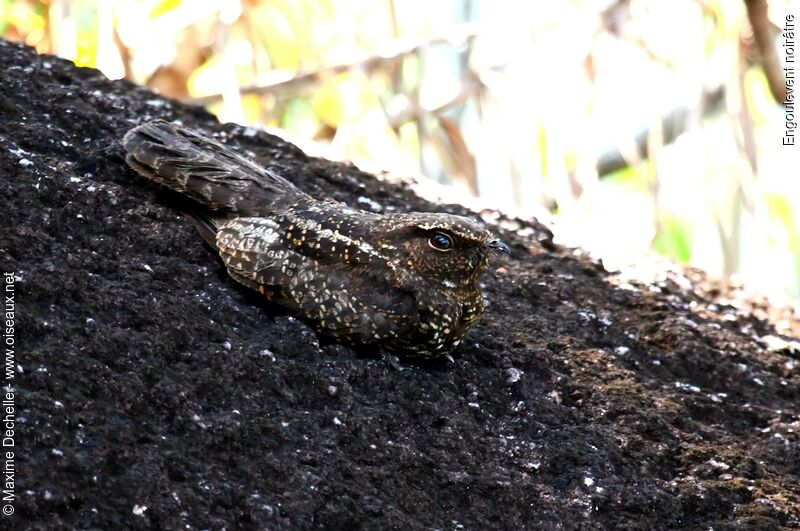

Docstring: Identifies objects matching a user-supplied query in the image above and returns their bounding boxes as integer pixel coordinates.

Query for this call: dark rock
[1,39,798,529]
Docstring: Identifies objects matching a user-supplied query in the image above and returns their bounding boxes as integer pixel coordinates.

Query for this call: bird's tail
[122,120,307,217]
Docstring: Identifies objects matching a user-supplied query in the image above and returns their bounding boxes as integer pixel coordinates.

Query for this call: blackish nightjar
[123,120,509,358]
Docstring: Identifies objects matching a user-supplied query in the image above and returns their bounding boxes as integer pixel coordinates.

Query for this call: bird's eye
[428,232,454,251]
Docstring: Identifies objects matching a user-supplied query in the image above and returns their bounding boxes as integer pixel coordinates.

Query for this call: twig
[743,0,787,104]
[596,87,726,177]
[384,76,481,128]
[189,24,481,105]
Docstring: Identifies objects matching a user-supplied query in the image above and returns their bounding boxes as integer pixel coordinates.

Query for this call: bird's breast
[410,282,485,354]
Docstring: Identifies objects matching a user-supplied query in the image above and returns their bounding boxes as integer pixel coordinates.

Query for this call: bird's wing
[268,203,388,267]
[215,217,299,292]
[216,217,417,342]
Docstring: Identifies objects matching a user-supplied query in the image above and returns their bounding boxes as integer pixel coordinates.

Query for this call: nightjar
[123,120,509,358]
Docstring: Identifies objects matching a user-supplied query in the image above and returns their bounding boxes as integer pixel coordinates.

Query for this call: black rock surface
[0,40,798,530]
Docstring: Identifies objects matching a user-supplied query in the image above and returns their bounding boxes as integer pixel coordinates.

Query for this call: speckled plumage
[123,120,509,358]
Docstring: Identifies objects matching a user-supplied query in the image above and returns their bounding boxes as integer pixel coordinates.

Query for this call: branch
[596,86,726,178]
[743,0,787,104]
[190,24,481,106]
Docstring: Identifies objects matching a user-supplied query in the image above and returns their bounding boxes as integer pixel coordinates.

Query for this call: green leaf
[653,214,693,263]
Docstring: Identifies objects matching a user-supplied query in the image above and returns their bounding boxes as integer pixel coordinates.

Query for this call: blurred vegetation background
[2,0,798,301]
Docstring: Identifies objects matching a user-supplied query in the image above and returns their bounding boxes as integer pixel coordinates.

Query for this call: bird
[122,120,509,358]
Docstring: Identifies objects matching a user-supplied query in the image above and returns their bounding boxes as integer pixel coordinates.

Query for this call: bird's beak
[483,238,510,254]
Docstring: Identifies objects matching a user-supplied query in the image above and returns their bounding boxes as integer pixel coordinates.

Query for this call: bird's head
[377,213,509,288]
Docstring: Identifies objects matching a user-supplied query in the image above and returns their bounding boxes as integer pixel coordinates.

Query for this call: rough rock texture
[1,40,798,530]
